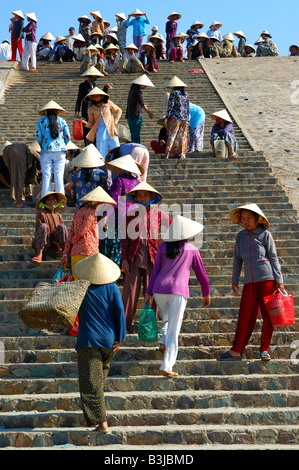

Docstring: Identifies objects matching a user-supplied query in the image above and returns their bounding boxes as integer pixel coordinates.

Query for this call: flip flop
[31,256,42,263]
[260,352,271,361]
[218,351,242,361]
[160,370,179,377]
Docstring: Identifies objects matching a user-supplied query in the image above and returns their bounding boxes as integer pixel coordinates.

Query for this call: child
[169,35,184,62]
[145,215,210,376]
[121,182,172,330]
[32,191,68,263]
[21,12,37,71]
[219,204,284,362]
[141,42,159,72]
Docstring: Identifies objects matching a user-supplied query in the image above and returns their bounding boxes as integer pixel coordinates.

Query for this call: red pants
[11,36,23,61]
[232,280,276,354]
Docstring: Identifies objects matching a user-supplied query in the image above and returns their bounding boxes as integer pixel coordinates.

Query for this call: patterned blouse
[165,89,190,121]
[36,115,70,153]
[63,204,99,258]
[71,168,108,208]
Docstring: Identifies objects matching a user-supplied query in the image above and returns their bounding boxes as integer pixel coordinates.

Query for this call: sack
[18,280,90,329]
[263,289,295,327]
[117,123,131,143]
[73,118,84,141]
[138,302,158,342]
[214,137,228,158]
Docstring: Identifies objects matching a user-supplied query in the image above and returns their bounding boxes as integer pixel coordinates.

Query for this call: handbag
[18,280,90,329]
[72,118,84,141]
[138,302,158,342]
[263,289,295,327]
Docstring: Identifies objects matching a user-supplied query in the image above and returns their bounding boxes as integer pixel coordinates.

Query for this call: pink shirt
[146,240,210,298]
[64,205,99,257]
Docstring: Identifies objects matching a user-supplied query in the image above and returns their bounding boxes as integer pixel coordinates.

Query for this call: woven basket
[18,280,90,329]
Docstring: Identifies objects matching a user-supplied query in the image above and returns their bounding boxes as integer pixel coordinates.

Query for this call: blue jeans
[127,117,143,144]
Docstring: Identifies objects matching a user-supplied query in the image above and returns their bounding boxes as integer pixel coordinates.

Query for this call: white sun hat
[74,253,121,285]
[115,13,127,21]
[81,65,104,77]
[163,215,203,242]
[223,32,235,41]
[234,30,246,38]
[54,36,67,44]
[25,12,38,22]
[105,154,143,176]
[38,100,66,116]
[229,203,270,229]
[131,74,155,87]
[41,32,55,41]
[211,109,232,123]
[12,10,24,19]
[164,76,187,88]
[79,185,116,205]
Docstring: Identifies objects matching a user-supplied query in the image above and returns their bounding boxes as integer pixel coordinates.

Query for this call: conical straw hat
[29,141,41,152]
[229,203,270,229]
[105,32,118,41]
[25,12,38,22]
[255,36,264,45]
[131,74,155,87]
[234,30,245,38]
[124,43,139,51]
[105,154,143,176]
[244,44,255,53]
[54,35,67,44]
[168,12,181,20]
[38,100,66,116]
[131,8,144,15]
[85,45,98,52]
[115,13,127,21]
[78,15,91,23]
[71,144,104,168]
[141,42,155,50]
[163,215,203,242]
[209,20,222,28]
[66,141,79,150]
[192,20,204,27]
[164,76,187,88]
[105,43,119,51]
[41,32,55,41]
[109,26,118,33]
[81,65,104,77]
[73,33,86,42]
[197,32,209,39]
[12,10,24,19]
[223,32,235,41]
[84,86,110,101]
[211,109,232,123]
[90,11,102,19]
[74,253,121,285]
[36,191,67,211]
[126,181,162,199]
[79,185,116,205]
[103,20,111,27]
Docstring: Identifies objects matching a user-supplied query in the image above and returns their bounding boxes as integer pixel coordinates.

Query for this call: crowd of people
[0,7,288,434]
[2,9,297,67]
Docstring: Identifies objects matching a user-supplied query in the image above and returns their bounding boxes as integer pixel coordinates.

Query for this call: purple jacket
[146,240,210,298]
[109,171,141,224]
[211,122,236,139]
[22,22,37,43]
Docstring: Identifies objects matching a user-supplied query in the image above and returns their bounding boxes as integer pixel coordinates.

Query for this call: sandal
[94,422,109,433]
[218,351,242,361]
[31,256,42,263]
[260,351,271,362]
[160,370,179,377]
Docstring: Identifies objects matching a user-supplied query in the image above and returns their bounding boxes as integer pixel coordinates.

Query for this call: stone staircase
[0,61,298,450]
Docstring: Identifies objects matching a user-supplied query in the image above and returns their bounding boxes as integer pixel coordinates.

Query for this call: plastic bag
[263,289,295,327]
[73,118,84,141]
[52,266,72,284]
[138,302,158,342]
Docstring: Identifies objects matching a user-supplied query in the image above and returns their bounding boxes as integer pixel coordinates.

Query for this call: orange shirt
[64,204,99,257]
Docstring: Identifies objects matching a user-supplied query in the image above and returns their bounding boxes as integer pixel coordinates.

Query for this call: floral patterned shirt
[165,89,190,121]
[63,204,99,257]
[36,115,70,153]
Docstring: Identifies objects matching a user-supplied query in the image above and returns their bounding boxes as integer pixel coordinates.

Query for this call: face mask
[91,99,102,105]
[215,118,222,125]
[90,77,97,83]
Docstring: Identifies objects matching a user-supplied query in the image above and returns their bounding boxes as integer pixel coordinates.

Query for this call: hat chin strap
[38,200,64,211]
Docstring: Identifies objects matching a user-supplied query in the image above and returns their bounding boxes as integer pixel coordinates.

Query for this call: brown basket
[18,280,90,329]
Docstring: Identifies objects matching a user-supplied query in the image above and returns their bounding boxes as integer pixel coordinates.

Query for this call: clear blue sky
[1,1,297,56]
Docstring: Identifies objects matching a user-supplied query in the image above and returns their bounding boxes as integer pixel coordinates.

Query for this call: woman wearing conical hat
[36,100,70,198]
[36,32,55,61]
[115,13,127,56]
[210,109,238,158]
[125,9,150,56]
[206,20,223,45]
[32,191,68,263]
[126,74,155,144]
[73,253,126,432]
[121,181,172,330]
[219,33,238,58]
[165,12,181,58]
[218,204,284,362]
[78,15,92,46]
[10,10,24,62]
[145,215,210,376]
[233,30,246,55]
[21,12,38,71]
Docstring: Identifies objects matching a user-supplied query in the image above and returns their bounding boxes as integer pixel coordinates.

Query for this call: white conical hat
[41,32,55,41]
[74,253,121,285]
[105,43,119,51]
[71,144,104,168]
[29,141,41,152]
[168,12,181,20]
[234,30,245,38]
[78,15,91,23]
[126,181,162,199]
[244,44,255,53]
[229,204,270,229]
[124,43,139,51]
[36,191,67,211]
[54,35,67,44]
[255,36,264,45]
[164,76,187,88]
[105,154,143,176]
[223,32,235,41]
[25,12,38,22]
[85,45,99,52]
[197,32,209,39]
[109,26,118,33]
[103,19,111,27]
[141,42,155,50]
[163,215,203,242]
[209,20,222,28]
[84,86,110,101]
[66,141,79,150]
[79,185,116,205]
[38,100,66,116]
[12,10,24,19]
[131,8,144,15]
[115,13,127,21]
[131,74,155,87]
[81,65,104,77]
[90,10,102,19]
[73,33,86,42]
[192,20,204,27]
[211,109,232,123]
